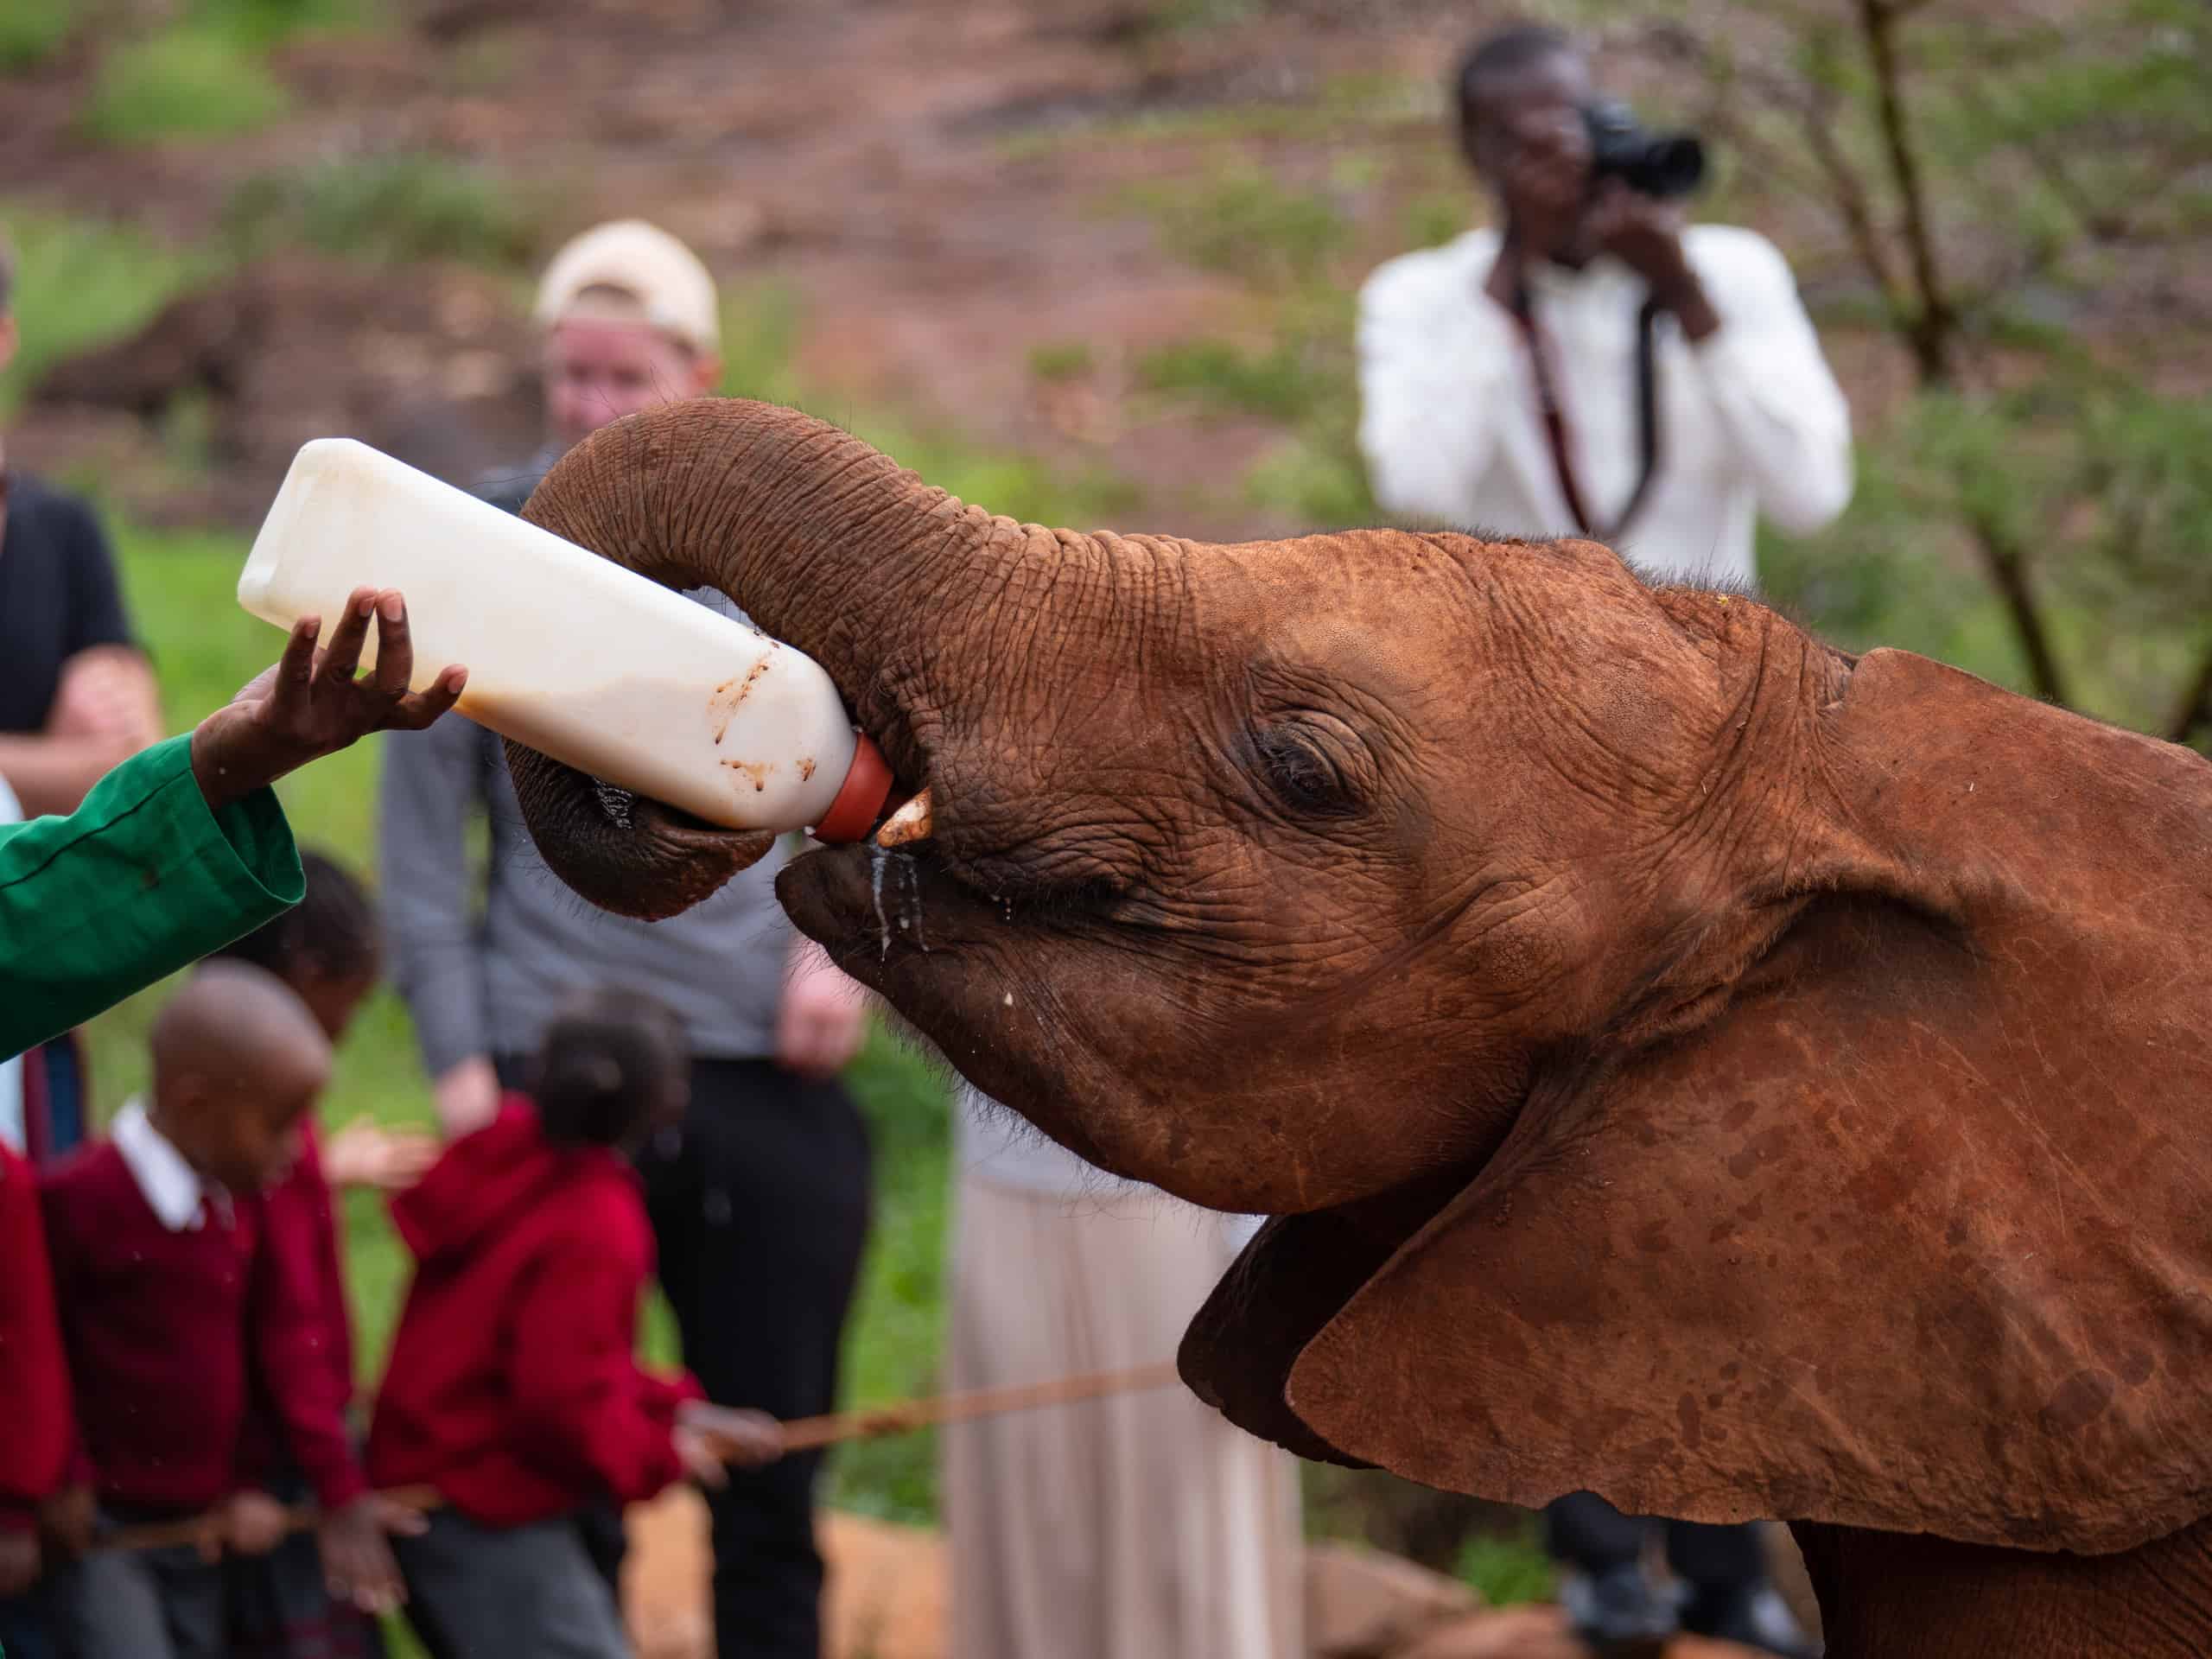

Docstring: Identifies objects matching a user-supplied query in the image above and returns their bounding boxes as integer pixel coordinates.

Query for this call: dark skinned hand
[190,588,467,812]
[1586,179,1719,339]
[38,1484,96,1561]
[207,1490,291,1561]
[317,1491,426,1617]
[0,1529,39,1599]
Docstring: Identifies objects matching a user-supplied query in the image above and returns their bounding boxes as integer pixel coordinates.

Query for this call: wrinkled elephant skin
[505,399,2212,1658]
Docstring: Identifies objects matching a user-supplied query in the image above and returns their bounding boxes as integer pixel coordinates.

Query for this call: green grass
[81,28,292,143]
[1027,340,1095,384]
[0,206,216,417]
[0,0,79,71]
[1136,336,1323,423]
[1125,166,1350,292]
[223,153,545,269]
[1455,1520,1555,1607]
[187,0,372,48]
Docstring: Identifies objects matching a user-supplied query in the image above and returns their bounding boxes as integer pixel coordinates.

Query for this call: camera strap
[1508,283,1663,543]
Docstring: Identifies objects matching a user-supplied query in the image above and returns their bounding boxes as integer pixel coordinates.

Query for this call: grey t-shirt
[378,449,797,1072]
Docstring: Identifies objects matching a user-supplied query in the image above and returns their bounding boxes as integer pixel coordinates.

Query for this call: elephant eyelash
[1249,727,1363,818]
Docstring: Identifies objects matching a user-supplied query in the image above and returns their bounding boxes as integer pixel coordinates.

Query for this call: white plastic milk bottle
[237,438,892,841]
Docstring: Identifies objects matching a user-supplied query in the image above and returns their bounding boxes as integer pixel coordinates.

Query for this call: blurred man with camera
[1357,23,1850,591]
[1356,23,1838,1659]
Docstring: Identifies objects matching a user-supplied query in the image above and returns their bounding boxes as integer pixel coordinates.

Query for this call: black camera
[1583,99,1706,199]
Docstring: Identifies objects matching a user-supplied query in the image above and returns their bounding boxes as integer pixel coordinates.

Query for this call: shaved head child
[40,963,418,1659]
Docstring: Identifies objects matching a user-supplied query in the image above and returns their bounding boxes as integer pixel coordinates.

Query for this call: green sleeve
[0,735,305,1059]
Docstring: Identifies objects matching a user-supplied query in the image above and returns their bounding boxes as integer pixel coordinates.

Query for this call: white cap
[532,219,720,358]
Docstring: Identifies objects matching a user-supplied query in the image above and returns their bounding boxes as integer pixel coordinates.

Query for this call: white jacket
[1356,225,1852,587]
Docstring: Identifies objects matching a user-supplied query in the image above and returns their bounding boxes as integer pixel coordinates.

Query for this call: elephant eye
[1249,724,1363,818]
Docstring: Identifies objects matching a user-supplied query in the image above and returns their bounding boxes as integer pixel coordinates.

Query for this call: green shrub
[1027,340,1095,384]
[224,153,543,268]
[717,281,808,407]
[81,29,290,143]
[188,0,366,48]
[0,207,213,416]
[1455,1521,1555,1607]
[1128,167,1349,291]
[1137,336,1320,423]
[0,0,79,72]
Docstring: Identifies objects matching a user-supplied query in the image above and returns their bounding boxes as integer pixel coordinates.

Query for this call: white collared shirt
[1356,224,1853,588]
[111,1098,223,1231]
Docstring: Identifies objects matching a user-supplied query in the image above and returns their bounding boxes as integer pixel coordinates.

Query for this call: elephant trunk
[505,397,996,919]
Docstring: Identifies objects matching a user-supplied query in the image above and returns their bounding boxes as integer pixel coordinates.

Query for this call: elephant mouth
[779,839,969,980]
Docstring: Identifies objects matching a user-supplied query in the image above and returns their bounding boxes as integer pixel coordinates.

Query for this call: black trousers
[504,1052,874,1659]
[1545,1491,1766,1590]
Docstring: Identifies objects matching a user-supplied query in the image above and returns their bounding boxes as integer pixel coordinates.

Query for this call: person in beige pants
[941,1086,1303,1659]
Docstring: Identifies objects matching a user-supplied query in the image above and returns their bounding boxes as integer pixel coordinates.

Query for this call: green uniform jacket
[1,734,303,1060]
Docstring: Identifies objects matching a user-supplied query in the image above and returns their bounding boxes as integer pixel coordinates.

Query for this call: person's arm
[1590,191,1853,537]
[248,1191,367,1514]
[0,730,146,821]
[378,720,500,1135]
[48,646,162,751]
[0,498,163,817]
[247,1192,420,1611]
[510,1243,693,1506]
[0,735,301,1059]
[1681,234,1853,535]
[0,592,465,1060]
[1356,248,1518,524]
[775,933,869,1079]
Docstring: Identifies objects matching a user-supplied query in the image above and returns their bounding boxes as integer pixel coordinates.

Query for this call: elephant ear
[1180,1179,1466,1469]
[1273,649,2212,1554]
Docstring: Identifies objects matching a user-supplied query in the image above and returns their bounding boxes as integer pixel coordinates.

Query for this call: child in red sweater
[203,849,437,1659]
[369,988,780,1659]
[0,1137,73,1659]
[40,963,424,1659]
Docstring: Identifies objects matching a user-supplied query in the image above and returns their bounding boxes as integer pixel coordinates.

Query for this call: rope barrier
[92,1360,1183,1554]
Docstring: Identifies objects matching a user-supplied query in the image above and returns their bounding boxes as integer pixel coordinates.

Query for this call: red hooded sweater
[0,1141,73,1533]
[365,1099,700,1528]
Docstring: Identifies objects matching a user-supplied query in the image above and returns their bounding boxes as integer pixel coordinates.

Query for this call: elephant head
[508,397,2212,1558]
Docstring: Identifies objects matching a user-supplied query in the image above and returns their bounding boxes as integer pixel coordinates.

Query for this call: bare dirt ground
[624,1489,1776,1659]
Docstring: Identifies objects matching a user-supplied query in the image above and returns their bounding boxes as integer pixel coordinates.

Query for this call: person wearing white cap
[529,219,724,452]
[379,220,875,1659]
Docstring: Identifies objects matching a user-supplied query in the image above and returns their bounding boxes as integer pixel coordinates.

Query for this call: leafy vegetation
[82,29,292,143]
[187,0,371,48]
[1613,0,2212,740]
[0,0,79,72]
[1027,340,1096,384]
[1123,168,1379,527]
[1456,1521,1557,1608]
[1128,165,1349,290]
[224,152,545,269]
[0,206,213,416]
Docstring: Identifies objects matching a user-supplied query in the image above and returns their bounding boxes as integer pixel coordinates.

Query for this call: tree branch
[1790,78,1912,328]
[1963,504,2069,706]
[1856,0,1957,385]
